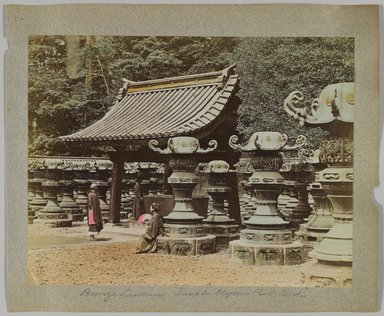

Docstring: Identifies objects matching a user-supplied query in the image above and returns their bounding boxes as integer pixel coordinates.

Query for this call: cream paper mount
[5,4,380,313]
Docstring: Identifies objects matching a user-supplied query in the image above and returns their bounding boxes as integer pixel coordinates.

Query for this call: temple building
[60,65,242,224]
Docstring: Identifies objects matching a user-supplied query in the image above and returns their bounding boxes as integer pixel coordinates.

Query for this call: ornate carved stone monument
[280,157,314,231]
[284,82,354,286]
[33,158,72,228]
[228,131,305,265]
[294,151,334,258]
[28,158,48,224]
[149,136,217,255]
[90,159,112,222]
[73,160,92,212]
[234,158,253,221]
[60,159,83,221]
[202,160,240,248]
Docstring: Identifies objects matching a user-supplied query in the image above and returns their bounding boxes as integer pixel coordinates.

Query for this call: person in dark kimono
[132,178,143,219]
[136,203,164,253]
[87,184,103,240]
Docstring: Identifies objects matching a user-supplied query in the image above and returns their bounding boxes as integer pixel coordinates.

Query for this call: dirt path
[28,223,314,287]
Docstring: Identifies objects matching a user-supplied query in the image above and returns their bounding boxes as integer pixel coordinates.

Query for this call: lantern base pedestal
[295,226,329,260]
[62,208,84,222]
[33,212,72,228]
[228,240,303,266]
[204,224,240,249]
[28,210,36,224]
[301,261,352,287]
[70,212,85,222]
[157,234,216,256]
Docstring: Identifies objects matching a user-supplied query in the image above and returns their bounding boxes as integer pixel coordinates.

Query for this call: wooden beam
[109,157,124,223]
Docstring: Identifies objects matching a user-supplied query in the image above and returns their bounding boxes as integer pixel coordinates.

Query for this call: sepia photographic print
[5,4,380,313]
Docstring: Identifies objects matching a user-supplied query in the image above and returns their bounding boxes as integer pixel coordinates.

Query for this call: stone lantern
[294,150,335,258]
[138,162,160,196]
[277,181,291,212]
[149,136,217,255]
[60,158,83,221]
[202,160,240,248]
[73,160,92,212]
[33,158,72,228]
[27,170,36,224]
[228,131,306,266]
[234,158,254,222]
[125,162,139,217]
[92,159,112,223]
[279,161,299,218]
[284,82,354,286]
[279,157,315,231]
[28,158,48,224]
[28,170,36,203]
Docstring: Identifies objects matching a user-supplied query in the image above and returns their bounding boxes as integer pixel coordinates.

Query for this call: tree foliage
[233,37,354,146]
[28,36,353,156]
[28,36,239,156]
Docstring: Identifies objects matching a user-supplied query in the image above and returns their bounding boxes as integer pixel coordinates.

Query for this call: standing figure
[87,184,103,240]
[136,203,164,253]
[132,178,143,219]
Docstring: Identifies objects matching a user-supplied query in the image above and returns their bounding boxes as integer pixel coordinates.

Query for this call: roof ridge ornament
[149,136,217,155]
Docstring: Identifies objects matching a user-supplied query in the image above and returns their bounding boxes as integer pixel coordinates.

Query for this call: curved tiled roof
[60,65,239,143]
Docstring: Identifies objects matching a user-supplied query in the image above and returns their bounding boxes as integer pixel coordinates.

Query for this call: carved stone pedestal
[28,171,36,205]
[204,224,239,248]
[29,164,48,224]
[302,261,352,287]
[29,179,46,224]
[93,180,110,222]
[60,180,83,221]
[28,179,37,224]
[277,184,290,211]
[34,160,72,228]
[229,239,303,266]
[149,137,217,256]
[157,224,216,255]
[202,160,240,249]
[289,181,313,230]
[280,161,314,231]
[295,182,334,258]
[242,183,258,221]
[228,132,305,266]
[120,179,129,219]
[75,170,91,212]
[281,182,299,218]
[284,82,354,286]
[234,159,253,222]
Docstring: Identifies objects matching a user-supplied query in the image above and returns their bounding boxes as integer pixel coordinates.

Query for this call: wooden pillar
[109,158,124,223]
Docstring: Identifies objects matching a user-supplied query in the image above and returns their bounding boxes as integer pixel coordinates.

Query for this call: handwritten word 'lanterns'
[149,136,218,255]
[228,131,306,266]
[284,82,354,286]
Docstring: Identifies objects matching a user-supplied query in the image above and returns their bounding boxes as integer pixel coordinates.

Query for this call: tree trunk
[85,35,94,90]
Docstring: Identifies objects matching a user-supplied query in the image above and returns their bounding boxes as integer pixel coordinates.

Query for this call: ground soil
[28,223,315,287]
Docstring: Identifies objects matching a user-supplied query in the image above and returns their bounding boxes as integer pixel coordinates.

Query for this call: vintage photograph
[5,4,380,313]
[27,35,355,288]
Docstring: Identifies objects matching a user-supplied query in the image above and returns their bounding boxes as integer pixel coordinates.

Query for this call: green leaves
[234,37,354,147]
[28,36,353,156]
